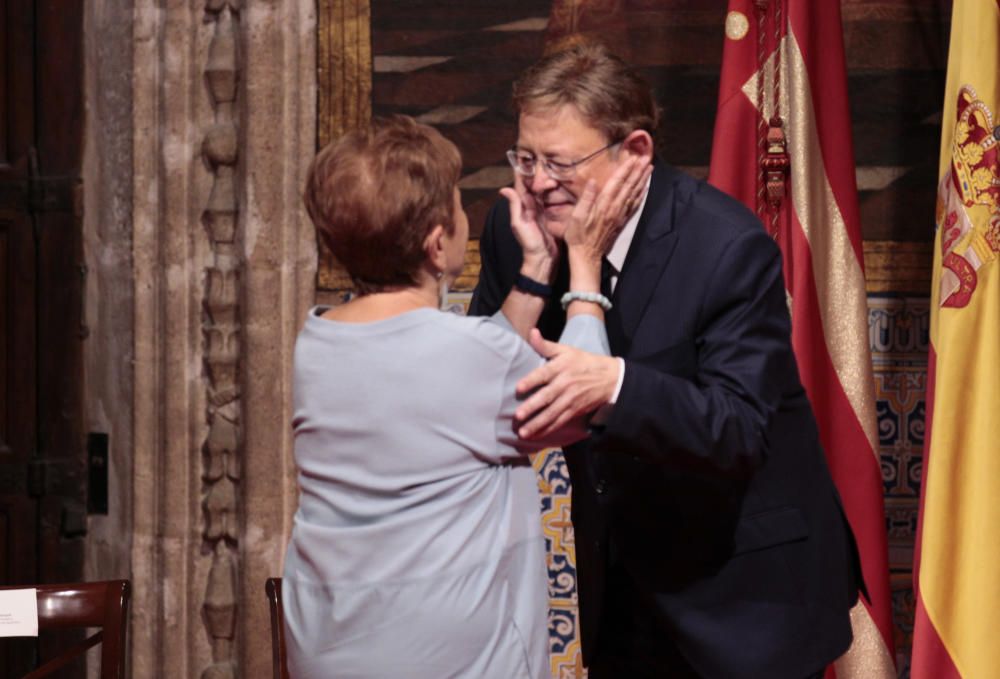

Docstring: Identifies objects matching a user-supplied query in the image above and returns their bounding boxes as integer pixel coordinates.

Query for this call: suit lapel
[612,163,681,348]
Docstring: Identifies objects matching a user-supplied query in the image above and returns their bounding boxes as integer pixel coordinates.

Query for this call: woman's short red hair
[304,115,462,294]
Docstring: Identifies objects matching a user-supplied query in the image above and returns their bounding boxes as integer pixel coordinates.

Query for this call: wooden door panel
[35,209,84,587]
[1,0,36,172]
[34,1,83,175]
[0,209,37,679]
[0,225,6,450]
[0,2,6,165]
[1,0,84,674]
[0,210,37,462]
[32,1,86,597]
[0,208,36,591]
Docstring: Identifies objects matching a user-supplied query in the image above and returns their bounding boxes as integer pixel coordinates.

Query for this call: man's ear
[423,224,448,272]
[622,129,654,161]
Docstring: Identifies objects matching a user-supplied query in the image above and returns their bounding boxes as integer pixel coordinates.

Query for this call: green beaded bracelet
[560,291,612,311]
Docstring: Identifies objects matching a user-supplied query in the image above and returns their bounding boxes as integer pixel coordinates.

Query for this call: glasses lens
[543,159,573,181]
[506,150,535,176]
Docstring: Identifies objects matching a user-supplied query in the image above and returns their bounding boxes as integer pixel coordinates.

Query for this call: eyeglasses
[505,141,621,181]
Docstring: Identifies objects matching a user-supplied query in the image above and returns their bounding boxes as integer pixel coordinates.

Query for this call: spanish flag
[708,2,895,677]
[913,2,1000,678]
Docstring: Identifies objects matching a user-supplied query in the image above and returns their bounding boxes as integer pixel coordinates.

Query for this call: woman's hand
[500,174,558,281]
[564,156,652,265]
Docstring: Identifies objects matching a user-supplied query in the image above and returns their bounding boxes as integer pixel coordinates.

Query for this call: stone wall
[82,1,317,675]
[82,0,135,589]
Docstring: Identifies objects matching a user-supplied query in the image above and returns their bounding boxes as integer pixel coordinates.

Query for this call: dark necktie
[601,258,616,299]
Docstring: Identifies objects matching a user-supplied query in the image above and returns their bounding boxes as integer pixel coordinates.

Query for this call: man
[469,43,862,679]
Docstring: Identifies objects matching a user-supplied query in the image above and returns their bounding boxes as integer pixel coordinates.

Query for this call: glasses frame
[506,140,621,181]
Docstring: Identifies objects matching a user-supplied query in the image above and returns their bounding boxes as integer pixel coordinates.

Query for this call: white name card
[0,589,39,637]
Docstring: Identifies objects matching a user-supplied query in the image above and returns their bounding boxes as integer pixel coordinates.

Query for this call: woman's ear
[622,129,654,161]
[423,224,448,272]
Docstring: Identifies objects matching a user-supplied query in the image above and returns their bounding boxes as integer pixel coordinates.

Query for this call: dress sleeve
[556,314,610,356]
[489,313,611,456]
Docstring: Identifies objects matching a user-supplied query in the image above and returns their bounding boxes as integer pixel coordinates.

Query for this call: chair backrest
[1,579,131,679]
[265,578,290,679]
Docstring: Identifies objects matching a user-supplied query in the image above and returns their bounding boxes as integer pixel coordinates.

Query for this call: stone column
[82,0,136,587]
[132,2,210,674]
[129,1,316,675]
[239,1,317,676]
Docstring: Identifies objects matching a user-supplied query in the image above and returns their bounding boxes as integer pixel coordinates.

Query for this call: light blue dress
[282,307,609,679]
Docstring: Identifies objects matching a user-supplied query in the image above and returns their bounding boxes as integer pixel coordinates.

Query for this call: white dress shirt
[595,174,651,415]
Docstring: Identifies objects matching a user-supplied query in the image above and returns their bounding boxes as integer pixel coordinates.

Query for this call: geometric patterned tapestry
[870,295,929,677]
[533,450,585,678]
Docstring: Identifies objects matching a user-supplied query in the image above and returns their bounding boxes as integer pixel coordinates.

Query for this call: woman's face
[443,188,469,280]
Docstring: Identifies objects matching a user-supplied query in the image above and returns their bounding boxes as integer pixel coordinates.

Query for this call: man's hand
[515,329,621,440]
[501,174,558,280]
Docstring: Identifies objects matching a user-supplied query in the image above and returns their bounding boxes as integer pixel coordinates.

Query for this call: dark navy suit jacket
[469,162,862,679]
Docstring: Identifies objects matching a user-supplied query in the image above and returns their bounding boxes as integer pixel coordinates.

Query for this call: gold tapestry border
[317,0,372,291]
[863,240,933,294]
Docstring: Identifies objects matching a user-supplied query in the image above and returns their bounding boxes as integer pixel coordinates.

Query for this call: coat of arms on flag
[936,85,1000,309]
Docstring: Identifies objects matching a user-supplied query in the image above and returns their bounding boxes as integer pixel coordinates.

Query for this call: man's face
[514,104,619,238]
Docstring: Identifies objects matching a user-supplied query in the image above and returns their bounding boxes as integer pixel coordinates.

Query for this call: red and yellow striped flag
[708,2,895,677]
[913,2,1000,678]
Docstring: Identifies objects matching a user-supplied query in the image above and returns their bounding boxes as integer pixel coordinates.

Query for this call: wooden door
[1,0,85,675]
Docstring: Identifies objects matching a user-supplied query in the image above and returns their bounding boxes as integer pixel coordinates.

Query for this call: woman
[282,115,648,678]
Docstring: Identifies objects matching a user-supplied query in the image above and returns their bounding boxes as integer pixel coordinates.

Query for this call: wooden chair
[265,577,290,679]
[0,579,130,679]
